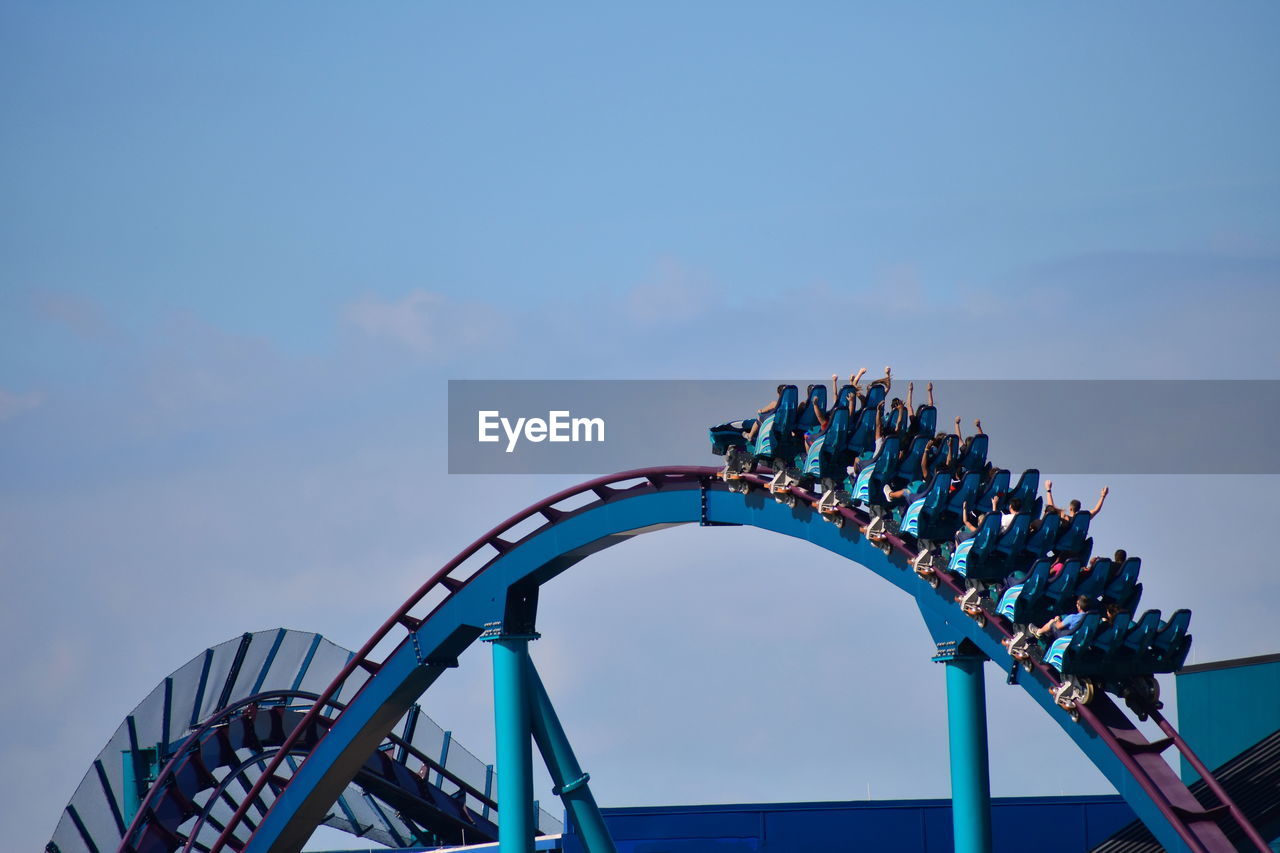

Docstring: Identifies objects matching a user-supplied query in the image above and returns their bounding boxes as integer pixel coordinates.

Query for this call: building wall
[1175,653,1280,783]
[562,797,1135,853]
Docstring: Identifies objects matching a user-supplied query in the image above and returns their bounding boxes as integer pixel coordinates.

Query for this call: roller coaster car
[751,384,802,463]
[708,420,754,457]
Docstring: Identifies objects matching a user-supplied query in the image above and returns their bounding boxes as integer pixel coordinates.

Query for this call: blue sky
[4,3,1279,850]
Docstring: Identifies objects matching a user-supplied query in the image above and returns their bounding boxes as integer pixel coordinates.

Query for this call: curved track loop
[121,690,498,852]
[202,466,1263,853]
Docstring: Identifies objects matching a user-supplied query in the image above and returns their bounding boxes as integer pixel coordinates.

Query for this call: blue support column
[484,623,538,853]
[933,641,993,853]
[525,656,618,853]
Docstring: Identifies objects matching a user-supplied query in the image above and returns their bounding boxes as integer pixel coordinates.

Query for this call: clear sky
[4,3,1279,851]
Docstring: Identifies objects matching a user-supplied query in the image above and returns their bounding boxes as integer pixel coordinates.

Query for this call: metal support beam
[525,656,617,853]
[934,641,993,853]
[485,624,537,853]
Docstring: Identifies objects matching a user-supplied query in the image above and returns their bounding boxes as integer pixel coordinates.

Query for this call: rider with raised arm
[1044,480,1110,522]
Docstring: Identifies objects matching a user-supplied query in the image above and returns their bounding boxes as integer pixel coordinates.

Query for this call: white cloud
[343,290,509,358]
[0,389,44,423]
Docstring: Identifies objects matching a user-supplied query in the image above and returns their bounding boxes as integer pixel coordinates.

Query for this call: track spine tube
[490,631,537,853]
[941,650,993,853]
[525,655,618,853]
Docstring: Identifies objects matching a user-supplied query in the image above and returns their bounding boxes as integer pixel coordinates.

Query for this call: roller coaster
[50,380,1272,853]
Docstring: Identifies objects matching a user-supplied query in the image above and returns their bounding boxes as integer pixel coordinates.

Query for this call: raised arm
[954,416,963,442]
[974,418,984,436]
[907,381,914,413]
[814,399,830,430]
[927,381,935,407]
[1091,486,1109,517]
[831,373,840,403]
[1044,480,1057,512]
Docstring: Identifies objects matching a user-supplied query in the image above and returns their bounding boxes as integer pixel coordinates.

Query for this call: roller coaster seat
[948,514,1003,579]
[751,384,800,461]
[1045,560,1083,613]
[975,468,1011,512]
[903,473,955,539]
[1046,612,1103,673]
[910,405,937,440]
[708,420,755,456]
[1073,558,1114,600]
[943,471,982,519]
[847,407,877,457]
[852,436,901,505]
[1021,512,1062,561]
[863,382,888,410]
[1149,609,1192,672]
[1007,559,1053,625]
[960,433,989,472]
[1053,510,1092,556]
[802,405,850,480]
[894,435,931,487]
[796,385,828,431]
[1007,469,1040,510]
[1103,558,1141,605]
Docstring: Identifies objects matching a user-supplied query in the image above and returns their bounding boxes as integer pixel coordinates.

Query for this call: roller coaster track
[179,465,1268,853]
[118,690,499,852]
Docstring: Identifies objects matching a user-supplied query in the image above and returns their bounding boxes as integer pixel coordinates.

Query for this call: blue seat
[974,469,1011,511]
[1020,513,1062,561]
[802,405,851,482]
[708,420,751,456]
[795,385,828,431]
[1005,560,1053,626]
[1149,609,1192,672]
[1073,558,1114,600]
[894,436,931,487]
[993,514,1032,563]
[1007,469,1040,510]
[948,514,1003,579]
[751,385,801,462]
[930,433,959,469]
[911,405,938,440]
[1112,610,1162,676]
[863,382,888,410]
[1047,613,1103,673]
[1045,561,1083,613]
[902,473,952,538]
[960,434,988,472]
[943,472,982,519]
[852,437,901,507]
[1103,558,1141,606]
[1053,510,1092,556]
[1068,612,1132,677]
[846,407,877,456]
[830,384,859,416]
